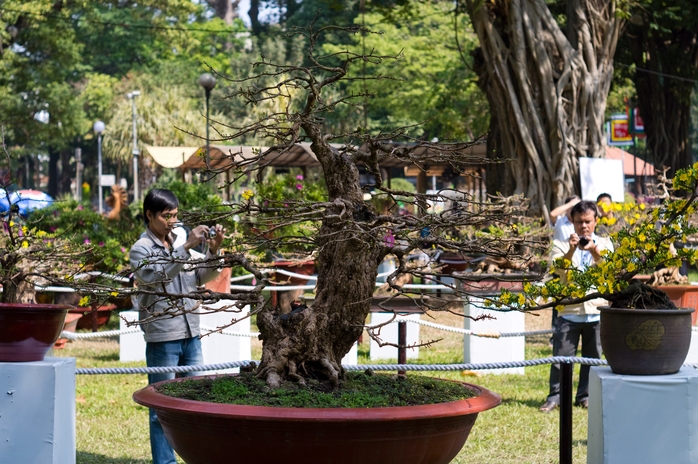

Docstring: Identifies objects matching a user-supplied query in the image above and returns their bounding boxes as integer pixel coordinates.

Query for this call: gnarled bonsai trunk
[256,137,384,388]
[467,0,622,216]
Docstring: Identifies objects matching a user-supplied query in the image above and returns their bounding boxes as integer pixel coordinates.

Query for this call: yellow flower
[241,190,254,201]
[517,294,526,305]
[21,241,28,248]
[110,291,119,297]
[78,296,90,307]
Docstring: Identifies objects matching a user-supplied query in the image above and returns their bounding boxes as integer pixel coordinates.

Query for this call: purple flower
[296,184,303,190]
[84,239,90,244]
[296,175,304,180]
[384,231,395,248]
[98,242,105,247]
[49,226,56,232]
[121,247,127,253]
[77,205,84,211]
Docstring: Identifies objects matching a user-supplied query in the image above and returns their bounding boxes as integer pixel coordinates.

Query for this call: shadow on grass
[90,352,120,362]
[77,451,150,463]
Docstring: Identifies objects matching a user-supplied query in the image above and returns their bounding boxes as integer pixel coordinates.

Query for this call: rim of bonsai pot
[133,375,502,421]
[0,303,74,312]
[599,306,695,316]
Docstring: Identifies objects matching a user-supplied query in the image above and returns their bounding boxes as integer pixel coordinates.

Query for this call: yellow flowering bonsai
[489,164,698,312]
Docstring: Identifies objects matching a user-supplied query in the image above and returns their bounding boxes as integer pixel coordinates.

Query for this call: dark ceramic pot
[600,306,694,375]
[0,303,73,362]
[133,376,501,464]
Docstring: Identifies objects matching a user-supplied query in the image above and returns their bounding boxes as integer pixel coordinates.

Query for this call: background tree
[465,0,623,217]
[617,1,698,173]
[322,1,488,142]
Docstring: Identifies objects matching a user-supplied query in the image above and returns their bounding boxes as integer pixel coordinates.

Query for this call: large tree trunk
[205,0,240,25]
[466,0,622,216]
[628,21,697,174]
[47,147,59,198]
[59,148,72,195]
[256,127,384,388]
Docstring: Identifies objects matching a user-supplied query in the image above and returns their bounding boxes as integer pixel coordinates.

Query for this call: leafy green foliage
[157,371,476,407]
[321,1,488,141]
[249,170,328,255]
[28,199,141,274]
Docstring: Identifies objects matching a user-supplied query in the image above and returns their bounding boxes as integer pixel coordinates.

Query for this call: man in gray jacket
[130,188,224,464]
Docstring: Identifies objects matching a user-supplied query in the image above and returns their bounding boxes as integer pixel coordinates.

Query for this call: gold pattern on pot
[625,319,665,351]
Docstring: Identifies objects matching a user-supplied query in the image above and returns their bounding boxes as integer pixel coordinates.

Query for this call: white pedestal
[369,313,420,361]
[119,310,147,362]
[120,303,252,373]
[684,330,698,364]
[0,357,75,464]
[588,366,698,464]
[341,342,358,366]
[463,297,525,375]
[199,300,252,373]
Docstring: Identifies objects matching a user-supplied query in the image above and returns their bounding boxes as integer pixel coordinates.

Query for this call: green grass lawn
[55,310,588,464]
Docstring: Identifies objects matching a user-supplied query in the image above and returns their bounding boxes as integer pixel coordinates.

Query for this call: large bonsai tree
[173,24,548,388]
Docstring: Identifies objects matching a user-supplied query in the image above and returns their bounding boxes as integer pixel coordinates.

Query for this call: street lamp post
[198,73,217,170]
[93,120,105,214]
[127,90,141,201]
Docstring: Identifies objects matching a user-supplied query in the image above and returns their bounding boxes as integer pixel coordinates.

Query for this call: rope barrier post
[560,361,573,464]
[397,321,407,377]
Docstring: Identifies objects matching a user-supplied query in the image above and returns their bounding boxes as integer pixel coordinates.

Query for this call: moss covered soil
[156,370,477,408]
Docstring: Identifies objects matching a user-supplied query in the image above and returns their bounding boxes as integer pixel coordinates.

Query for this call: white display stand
[463,297,525,375]
[199,300,251,374]
[119,302,252,373]
[341,342,358,366]
[588,366,698,464]
[119,310,147,362]
[0,357,75,464]
[684,329,698,364]
[369,313,420,361]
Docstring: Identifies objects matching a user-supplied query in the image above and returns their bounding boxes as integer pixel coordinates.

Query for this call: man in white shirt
[540,200,614,412]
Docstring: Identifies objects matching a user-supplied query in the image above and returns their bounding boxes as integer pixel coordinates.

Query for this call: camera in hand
[578,236,590,247]
[208,227,217,239]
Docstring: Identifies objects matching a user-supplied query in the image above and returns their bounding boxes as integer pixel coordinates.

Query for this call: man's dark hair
[571,200,598,220]
[143,189,179,224]
[596,192,612,203]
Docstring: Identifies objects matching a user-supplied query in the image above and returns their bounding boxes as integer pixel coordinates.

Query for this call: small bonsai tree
[171,24,549,388]
[488,164,698,312]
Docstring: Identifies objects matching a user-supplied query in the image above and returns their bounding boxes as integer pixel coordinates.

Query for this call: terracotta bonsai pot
[0,303,73,362]
[133,376,501,464]
[653,285,698,325]
[54,312,83,349]
[70,303,116,330]
[600,306,694,375]
[269,260,315,285]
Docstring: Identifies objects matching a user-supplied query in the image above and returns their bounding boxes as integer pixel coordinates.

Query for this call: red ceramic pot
[0,303,73,362]
[70,303,116,330]
[269,260,315,286]
[133,376,501,464]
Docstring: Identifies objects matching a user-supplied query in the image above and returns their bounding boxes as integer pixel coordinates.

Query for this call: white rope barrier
[200,325,260,338]
[272,269,318,280]
[74,357,698,375]
[229,284,316,291]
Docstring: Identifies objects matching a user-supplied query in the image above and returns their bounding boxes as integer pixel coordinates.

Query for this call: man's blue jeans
[146,338,203,464]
